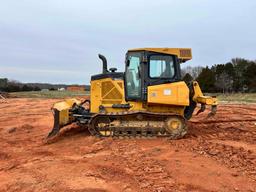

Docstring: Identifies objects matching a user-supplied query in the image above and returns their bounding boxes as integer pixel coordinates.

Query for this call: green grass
[207,93,256,103]
[10,90,89,99]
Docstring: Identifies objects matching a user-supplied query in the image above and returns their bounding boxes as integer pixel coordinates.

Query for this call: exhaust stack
[98,54,108,74]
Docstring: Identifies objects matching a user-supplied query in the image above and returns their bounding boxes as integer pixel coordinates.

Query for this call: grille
[102,81,114,96]
[101,81,122,104]
[180,49,191,58]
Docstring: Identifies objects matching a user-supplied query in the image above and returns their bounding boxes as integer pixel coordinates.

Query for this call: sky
[0,0,255,84]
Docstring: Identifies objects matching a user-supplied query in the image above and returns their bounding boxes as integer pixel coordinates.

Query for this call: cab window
[149,55,174,78]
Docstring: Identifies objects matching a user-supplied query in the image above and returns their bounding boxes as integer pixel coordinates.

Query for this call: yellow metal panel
[52,98,81,111]
[52,98,81,126]
[146,105,185,115]
[90,79,101,113]
[128,48,192,62]
[59,109,69,125]
[147,82,189,106]
[90,78,126,113]
[196,96,218,105]
[126,101,184,115]
[192,81,203,100]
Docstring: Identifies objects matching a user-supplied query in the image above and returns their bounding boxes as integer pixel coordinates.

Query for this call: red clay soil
[0,98,256,192]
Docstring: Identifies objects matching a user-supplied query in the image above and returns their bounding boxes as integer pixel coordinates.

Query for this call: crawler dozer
[47,48,217,139]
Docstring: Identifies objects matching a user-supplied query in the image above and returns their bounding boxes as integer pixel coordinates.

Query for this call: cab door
[125,52,143,101]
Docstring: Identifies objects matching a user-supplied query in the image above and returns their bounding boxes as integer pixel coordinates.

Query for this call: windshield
[149,55,175,78]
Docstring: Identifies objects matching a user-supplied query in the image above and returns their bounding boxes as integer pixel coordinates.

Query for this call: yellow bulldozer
[47,48,217,139]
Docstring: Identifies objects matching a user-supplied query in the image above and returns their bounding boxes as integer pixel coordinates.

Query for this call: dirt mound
[0,99,256,191]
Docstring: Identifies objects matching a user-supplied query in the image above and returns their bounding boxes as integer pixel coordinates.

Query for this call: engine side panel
[147,81,190,106]
[90,78,126,113]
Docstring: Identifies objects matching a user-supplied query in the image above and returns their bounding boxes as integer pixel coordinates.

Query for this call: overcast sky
[0,0,255,84]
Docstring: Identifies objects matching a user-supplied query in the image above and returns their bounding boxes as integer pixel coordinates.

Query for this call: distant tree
[215,72,233,93]
[22,85,33,91]
[196,66,216,92]
[181,66,192,79]
[212,63,234,93]
[180,69,186,78]
[6,80,22,92]
[232,58,250,92]
[7,85,20,92]
[181,66,203,79]
[191,66,203,79]
[243,61,256,92]
[34,86,41,91]
[224,62,235,77]
[0,78,8,91]
[182,73,193,84]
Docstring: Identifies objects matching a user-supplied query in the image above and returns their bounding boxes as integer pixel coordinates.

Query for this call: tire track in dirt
[171,117,256,182]
[91,140,177,192]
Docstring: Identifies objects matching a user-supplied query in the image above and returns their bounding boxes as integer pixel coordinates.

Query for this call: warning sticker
[163,89,171,95]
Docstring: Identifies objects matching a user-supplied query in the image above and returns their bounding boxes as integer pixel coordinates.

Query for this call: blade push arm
[192,81,218,117]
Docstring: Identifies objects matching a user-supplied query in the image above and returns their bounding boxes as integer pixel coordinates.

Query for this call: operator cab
[125,48,189,101]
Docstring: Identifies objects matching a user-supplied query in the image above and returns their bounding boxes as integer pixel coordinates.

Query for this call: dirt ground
[0,98,256,192]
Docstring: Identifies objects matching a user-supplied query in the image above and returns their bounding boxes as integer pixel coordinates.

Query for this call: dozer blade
[47,109,63,138]
[47,99,81,139]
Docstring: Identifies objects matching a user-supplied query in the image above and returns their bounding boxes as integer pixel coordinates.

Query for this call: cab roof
[128,48,192,63]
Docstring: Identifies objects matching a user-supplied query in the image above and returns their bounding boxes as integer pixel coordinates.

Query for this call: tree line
[0,78,90,92]
[0,79,41,92]
[182,58,256,93]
